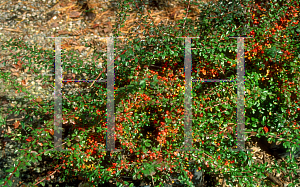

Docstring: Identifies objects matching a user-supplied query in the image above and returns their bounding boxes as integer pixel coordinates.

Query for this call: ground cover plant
[1,0,300,186]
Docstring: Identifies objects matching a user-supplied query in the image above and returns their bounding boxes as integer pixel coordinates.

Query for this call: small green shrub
[0,0,299,186]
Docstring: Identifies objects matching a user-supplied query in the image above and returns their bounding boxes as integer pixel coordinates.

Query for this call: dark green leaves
[264,45,281,59]
[5,168,14,173]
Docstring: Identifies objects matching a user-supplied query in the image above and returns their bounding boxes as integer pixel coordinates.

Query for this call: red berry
[26,137,33,142]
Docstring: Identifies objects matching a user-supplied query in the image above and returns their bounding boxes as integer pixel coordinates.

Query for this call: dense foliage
[1,0,300,186]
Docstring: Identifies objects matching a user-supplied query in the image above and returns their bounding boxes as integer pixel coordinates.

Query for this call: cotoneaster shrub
[1,0,300,186]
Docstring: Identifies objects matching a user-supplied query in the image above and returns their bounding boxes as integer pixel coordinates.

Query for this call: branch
[3,152,27,186]
[34,169,58,186]
[3,141,68,186]
[182,0,191,30]
[88,67,107,89]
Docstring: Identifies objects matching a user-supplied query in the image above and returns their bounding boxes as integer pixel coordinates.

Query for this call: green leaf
[25,162,31,167]
[140,80,146,89]
[38,156,42,161]
[142,169,149,175]
[153,74,158,82]
[14,170,20,178]
[7,180,12,186]
[145,142,151,147]
[5,168,14,173]
[283,141,290,149]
